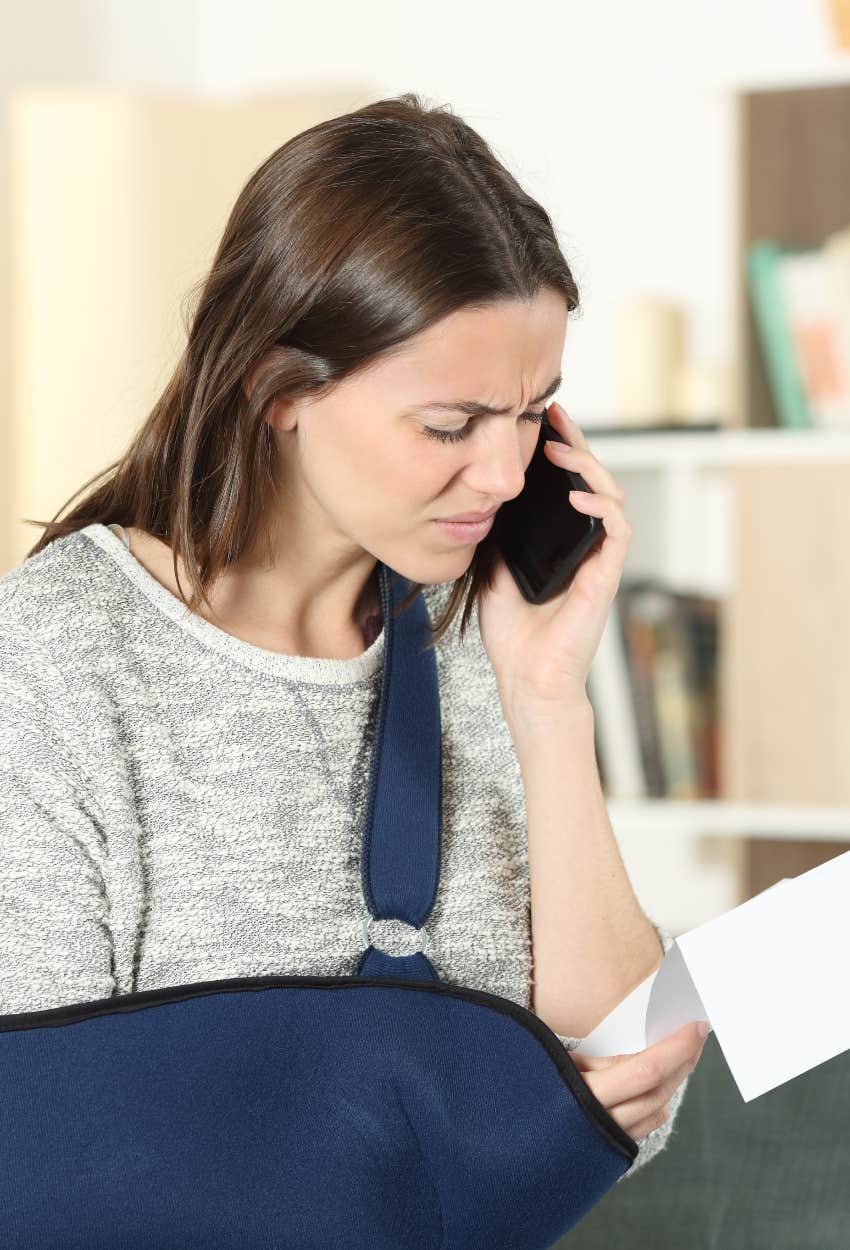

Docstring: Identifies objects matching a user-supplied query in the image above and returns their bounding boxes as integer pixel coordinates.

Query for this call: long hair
[23,91,580,648]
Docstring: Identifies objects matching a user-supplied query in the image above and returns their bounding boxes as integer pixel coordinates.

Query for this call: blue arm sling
[0,563,638,1249]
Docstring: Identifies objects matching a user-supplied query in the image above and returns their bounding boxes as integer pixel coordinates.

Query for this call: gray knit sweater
[0,521,689,1177]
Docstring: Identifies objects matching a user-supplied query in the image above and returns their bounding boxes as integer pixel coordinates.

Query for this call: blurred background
[2,1,850,1244]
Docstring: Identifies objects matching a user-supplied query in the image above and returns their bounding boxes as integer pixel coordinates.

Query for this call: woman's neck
[119,526,383,658]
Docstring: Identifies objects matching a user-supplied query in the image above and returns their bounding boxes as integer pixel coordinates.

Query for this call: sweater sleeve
[552,918,692,1179]
[0,611,115,1015]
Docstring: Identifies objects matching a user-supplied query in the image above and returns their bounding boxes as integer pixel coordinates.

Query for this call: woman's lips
[432,515,495,542]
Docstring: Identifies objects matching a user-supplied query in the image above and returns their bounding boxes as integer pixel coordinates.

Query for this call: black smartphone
[491,407,604,605]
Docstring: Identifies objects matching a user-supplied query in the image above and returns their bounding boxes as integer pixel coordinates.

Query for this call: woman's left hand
[477,400,632,716]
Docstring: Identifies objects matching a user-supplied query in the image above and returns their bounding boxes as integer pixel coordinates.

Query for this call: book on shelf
[746,229,850,431]
[589,595,646,798]
[586,421,723,437]
[590,579,719,801]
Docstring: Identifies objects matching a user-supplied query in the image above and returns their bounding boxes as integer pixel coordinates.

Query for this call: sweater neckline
[78,523,387,687]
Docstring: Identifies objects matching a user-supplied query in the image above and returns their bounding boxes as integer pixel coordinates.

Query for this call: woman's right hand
[570,1021,708,1142]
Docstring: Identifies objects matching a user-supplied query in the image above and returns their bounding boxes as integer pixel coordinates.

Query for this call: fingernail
[697,1021,710,1039]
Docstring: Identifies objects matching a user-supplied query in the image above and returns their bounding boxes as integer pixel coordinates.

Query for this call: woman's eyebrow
[416,375,561,417]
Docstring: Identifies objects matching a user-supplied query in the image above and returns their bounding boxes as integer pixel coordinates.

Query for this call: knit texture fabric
[0,522,689,1177]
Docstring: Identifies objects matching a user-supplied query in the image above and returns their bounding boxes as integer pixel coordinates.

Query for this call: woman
[0,92,705,1180]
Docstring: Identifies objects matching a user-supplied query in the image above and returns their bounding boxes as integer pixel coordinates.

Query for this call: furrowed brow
[417,375,561,417]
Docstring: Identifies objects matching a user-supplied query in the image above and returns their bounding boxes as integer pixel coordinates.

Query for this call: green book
[746,240,812,428]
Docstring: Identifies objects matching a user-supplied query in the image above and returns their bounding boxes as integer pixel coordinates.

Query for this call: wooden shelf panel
[606,798,850,842]
[586,427,850,469]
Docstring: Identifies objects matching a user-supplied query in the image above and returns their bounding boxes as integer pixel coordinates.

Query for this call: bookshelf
[605,799,850,841]
[585,81,850,929]
[736,83,850,431]
[586,427,850,468]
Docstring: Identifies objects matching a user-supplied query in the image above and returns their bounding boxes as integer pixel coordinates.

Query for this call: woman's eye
[422,409,547,444]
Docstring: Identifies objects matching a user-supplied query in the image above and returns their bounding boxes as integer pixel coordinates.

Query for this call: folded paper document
[573,848,850,1102]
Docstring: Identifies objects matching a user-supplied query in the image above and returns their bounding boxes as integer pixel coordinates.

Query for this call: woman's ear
[242,354,296,433]
[242,350,274,403]
[264,396,298,433]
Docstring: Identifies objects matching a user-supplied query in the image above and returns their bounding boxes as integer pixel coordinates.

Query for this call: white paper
[573,852,850,1102]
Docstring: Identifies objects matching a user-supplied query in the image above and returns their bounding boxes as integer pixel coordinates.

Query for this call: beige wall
[4,85,369,572]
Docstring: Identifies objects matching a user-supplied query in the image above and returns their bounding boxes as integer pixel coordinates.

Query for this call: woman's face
[267,288,569,587]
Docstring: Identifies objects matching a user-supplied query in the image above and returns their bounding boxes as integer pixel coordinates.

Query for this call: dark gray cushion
[561,1031,850,1249]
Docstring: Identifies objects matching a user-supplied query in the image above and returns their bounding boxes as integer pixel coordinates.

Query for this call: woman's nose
[469,432,529,502]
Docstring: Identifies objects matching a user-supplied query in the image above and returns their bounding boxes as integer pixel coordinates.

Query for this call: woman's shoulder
[0,520,98,612]
[0,526,106,637]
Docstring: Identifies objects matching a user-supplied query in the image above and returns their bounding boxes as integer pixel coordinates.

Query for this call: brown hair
[23,91,580,648]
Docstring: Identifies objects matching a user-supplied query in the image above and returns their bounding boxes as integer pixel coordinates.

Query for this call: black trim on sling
[0,972,639,1164]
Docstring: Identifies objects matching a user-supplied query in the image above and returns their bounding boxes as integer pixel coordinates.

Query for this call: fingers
[629,1101,673,1143]
[575,1021,708,1143]
[542,405,632,584]
[544,423,626,509]
[610,1052,697,1140]
[562,488,633,563]
[576,1021,706,1106]
[545,401,625,499]
[545,443,628,514]
[626,1039,708,1142]
[547,401,590,452]
[541,441,633,591]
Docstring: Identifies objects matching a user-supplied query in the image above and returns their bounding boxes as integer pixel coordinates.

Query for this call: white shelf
[606,798,850,842]
[585,426,850,470]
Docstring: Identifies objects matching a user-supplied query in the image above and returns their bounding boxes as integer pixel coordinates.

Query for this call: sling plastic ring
[361,913,430,958]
